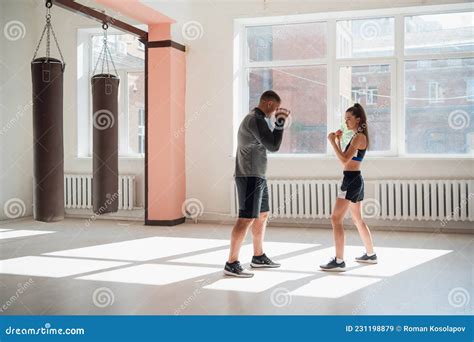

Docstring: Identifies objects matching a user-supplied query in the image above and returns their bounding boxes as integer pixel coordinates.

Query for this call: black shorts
[235,177,269,218]
[337,171,364,203]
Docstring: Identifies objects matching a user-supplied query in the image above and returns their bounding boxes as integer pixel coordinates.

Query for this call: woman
[320,103,377,272]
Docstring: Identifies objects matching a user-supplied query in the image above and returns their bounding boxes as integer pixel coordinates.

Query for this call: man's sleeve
[250,115,284,152]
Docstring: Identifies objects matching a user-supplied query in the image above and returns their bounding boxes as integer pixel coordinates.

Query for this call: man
[224,90,290,278]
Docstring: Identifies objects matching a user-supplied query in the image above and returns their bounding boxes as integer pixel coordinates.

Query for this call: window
[405,12,474,55]
[405,58,474,154]
[78,32,144,158]
[236,5,473,157]
[336,17,395,58]
[247,22,327,62]
[244,22,328,154]
[404,11,474,155]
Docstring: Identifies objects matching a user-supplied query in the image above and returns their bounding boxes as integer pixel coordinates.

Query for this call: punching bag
[31,0,66,222]
[91,74,119,214]
[31,57,65,222]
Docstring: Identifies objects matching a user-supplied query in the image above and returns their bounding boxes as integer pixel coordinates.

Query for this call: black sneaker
[250,253,281,268]
[319,257,346,272]
[355,253,378,264]
[224,261,254,278]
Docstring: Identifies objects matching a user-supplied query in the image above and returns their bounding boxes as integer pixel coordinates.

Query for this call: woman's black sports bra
[343,133,366,162]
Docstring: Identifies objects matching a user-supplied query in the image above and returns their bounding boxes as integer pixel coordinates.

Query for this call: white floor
[0,218,472,315]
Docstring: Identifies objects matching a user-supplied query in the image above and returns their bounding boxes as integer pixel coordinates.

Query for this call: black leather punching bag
[91,74,120,214]
[31,57,65,222]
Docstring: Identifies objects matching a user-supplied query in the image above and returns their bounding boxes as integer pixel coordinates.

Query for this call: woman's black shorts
[337,171,364,203]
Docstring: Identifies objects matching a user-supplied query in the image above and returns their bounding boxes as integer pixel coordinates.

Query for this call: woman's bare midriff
[343,159,362,171]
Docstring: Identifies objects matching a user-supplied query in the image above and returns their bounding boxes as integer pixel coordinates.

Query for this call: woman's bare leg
[331,198,351,260]
[349,202,375,254]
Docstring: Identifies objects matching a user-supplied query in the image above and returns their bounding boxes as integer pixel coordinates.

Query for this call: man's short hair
[260,90,281,103]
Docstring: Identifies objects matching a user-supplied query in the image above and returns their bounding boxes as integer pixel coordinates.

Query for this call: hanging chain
[92,22,118,77]
[46,9,51,59]
[106,37,118,76]
[102,28,108,74]
[49,20,65,64]
[32,0,65,66]
[32,21,47,60]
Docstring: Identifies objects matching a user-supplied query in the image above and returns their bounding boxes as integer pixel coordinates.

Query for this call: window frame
[234,3,473,159]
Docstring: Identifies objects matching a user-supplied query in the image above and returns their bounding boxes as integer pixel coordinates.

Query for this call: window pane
[336,18,394,58]
[128,72,145,155]
[247,22,327,62]
[92,34,144,71]
[405,58,474,154]
[248,66,327,154]
[338,65,392,151]
[405,12,474,55]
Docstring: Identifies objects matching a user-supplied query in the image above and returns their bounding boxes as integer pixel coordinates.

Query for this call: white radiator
[374,180,474,221]
[231,179,340,219]
[64,174,135,210]
[230,179,474,222]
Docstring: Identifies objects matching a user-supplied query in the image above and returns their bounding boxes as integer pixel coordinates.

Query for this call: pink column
[146,25,186,225]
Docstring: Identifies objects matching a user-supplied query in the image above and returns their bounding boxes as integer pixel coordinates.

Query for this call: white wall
[0,0,41,220]
[1,0,472,222]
